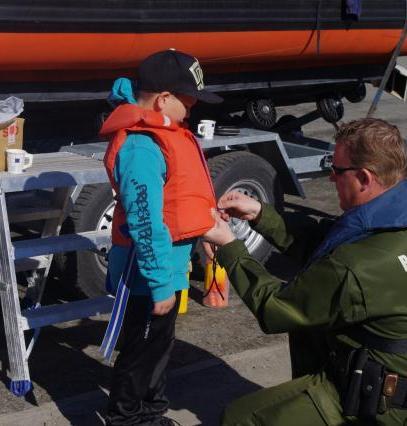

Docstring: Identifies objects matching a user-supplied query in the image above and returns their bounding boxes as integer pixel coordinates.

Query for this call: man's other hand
[218,191,262,223]
[152,295,176,316]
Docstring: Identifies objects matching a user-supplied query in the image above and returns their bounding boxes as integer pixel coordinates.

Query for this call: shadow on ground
[0,312,262,425]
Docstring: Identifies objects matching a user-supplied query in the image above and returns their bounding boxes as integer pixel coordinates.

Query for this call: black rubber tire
[316,96,344,123]
[344,83,367,103]
[55,183,114,297]
[246,99,277,130]
[208,151,283,263]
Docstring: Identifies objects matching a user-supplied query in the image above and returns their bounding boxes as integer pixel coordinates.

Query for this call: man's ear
[357,168,375,190]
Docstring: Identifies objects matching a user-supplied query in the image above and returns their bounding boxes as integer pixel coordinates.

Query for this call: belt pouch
[359,360,384,418]
[343,348,369,416]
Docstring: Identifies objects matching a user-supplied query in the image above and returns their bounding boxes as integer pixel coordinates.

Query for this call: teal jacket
[107,134,194,302]
[106,78,193,302]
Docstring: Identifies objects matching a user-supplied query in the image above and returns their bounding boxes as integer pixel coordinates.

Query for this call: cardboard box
[0,118,24,171]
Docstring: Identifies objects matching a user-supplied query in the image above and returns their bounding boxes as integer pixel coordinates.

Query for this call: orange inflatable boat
[1,1,406,111]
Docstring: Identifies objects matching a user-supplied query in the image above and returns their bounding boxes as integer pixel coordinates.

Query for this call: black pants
[106,292,181,426]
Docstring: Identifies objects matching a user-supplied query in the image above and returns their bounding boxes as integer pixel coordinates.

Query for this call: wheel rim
[224,179,270,254]
[247,99,276,130]
[94,201,115,270]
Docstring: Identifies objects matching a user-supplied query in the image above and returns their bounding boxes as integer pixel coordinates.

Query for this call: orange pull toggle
[202,261,229,308]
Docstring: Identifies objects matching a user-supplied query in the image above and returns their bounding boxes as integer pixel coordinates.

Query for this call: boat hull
[1,29,406,83]
[1,0,407,102]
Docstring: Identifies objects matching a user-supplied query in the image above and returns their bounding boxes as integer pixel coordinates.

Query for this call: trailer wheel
[344,83,367,103]
[55,184,114,297]
[246,99,277,130]
[208,151,283,263]
[316,96,344,123]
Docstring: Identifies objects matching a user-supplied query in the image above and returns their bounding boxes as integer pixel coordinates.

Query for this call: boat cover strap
[316,0,322,55]
[346,0,362,19]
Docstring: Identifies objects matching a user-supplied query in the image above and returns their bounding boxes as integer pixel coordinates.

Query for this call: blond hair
[335,118,407,187]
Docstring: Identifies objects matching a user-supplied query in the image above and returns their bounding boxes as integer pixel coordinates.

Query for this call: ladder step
[8,207,62,223]
[13,230,111,260]
[21,296,114,330]
[14,256,49,272]
[6,190,62,222]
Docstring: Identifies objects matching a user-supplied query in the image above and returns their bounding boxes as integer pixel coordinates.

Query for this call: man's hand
[203,209,236,247]
[201,240,215,261]
[218,191,262,223]
[152,295,176,316]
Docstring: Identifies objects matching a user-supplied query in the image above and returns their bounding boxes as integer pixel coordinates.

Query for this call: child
[99,49,222,426]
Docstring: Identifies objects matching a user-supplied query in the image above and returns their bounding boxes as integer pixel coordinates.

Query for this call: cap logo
[189,61,204,90]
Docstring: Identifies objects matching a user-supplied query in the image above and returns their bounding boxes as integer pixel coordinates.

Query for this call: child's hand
[152,295,176,315]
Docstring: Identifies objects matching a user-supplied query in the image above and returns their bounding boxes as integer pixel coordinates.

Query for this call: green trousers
[221,373,407,426]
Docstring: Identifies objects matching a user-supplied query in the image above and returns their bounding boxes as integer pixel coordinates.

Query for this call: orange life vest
[100,103,216,246]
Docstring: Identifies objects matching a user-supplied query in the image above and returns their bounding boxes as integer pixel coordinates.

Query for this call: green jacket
[217,204,407,377]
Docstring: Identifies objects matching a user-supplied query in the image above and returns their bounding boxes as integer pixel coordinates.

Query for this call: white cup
[197,120,216,140]
[6,149,33,174]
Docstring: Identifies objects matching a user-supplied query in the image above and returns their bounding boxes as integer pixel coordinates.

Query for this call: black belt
[328,347,407,414]
[346,327,407,354]
[329,326,407,417]
[345,328,407,408]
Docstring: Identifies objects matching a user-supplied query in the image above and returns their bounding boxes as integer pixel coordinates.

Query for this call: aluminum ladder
[0,152,113,396]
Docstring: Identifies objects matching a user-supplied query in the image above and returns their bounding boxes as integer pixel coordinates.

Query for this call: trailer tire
[246,99,277,130]
[344,83,367,103]
[316,95,344,123]
[55,183,114,297]
[207,151,283,263]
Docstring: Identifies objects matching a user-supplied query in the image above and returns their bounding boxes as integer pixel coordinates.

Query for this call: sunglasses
[330,164,360,175]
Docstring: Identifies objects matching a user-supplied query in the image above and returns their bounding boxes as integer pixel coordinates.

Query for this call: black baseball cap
[137,49,223,104]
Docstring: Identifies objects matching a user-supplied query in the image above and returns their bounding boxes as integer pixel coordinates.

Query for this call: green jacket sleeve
[251,203,294,251]
[252,203,334,266]
[216,240,367,335]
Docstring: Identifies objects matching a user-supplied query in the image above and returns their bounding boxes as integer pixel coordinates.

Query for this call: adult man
[100,50,222,426]
[205,118,407,425]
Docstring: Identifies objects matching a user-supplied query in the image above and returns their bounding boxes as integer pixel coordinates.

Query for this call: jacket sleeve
[252,203,334,266]
[216,240,367,334]
[114,134,174,302]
